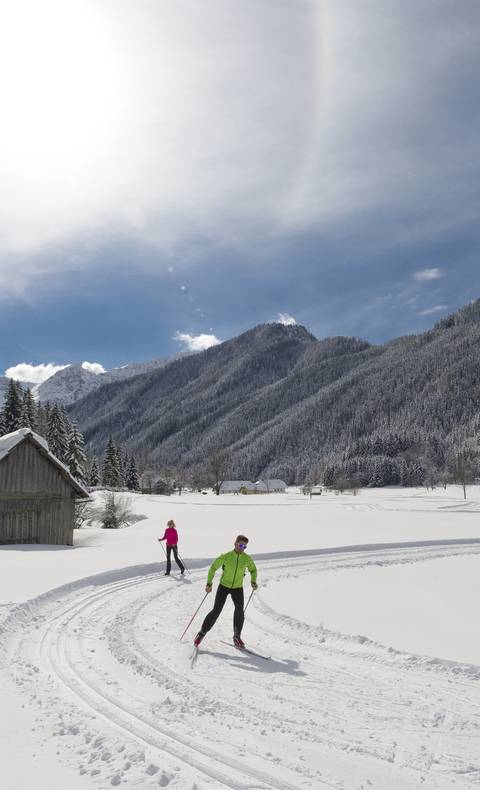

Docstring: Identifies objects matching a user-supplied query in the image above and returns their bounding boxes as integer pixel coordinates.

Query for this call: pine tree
[125,455,140,490]
[102,436,121,488]
[67,422,87,483]
[59,404,73,440]
[47,404,69,462]
[19,388,37,429]
[89,457,100,487]
[116,443,127,487]
[34,403,49,439]
[1,379,23,433]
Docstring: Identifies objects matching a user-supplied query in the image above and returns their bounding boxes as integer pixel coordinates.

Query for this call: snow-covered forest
[3,302,480,491]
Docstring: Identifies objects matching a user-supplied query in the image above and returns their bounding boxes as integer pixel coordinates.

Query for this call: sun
[0,0,121,183]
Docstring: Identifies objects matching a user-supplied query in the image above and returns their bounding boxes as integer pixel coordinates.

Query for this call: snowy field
[1,486,480,790]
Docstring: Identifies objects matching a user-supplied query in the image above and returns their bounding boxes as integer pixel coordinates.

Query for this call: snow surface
[1,486,480,789]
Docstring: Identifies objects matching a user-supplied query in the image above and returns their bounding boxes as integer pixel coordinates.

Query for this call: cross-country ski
[220,640,271,661]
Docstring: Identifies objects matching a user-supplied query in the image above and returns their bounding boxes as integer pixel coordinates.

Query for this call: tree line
[0,380,140,491]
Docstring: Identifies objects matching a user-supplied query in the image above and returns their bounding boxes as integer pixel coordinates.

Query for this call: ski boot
[233,634,245,649]
[194,631,205,647]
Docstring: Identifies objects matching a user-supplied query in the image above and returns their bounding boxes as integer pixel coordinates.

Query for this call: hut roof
[0,428,89,498]
[255,479,287,488]
[220,480,255,490]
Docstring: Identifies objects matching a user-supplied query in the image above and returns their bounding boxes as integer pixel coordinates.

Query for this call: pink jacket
[161,526,179,546]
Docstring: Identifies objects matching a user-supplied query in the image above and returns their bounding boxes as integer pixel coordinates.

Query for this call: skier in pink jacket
[158,519,185,575]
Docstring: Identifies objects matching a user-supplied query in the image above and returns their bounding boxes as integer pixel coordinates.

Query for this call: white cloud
[82,361,106,374]
[173,332,221,352]
[413,268,443,282]
[0,2,477,305]
[0,1,316,297]
[418,305,447,316]
[4,362,69,384]
[275,313,298,326]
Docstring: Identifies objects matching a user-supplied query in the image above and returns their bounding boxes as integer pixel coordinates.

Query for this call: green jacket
[207,550,257,589]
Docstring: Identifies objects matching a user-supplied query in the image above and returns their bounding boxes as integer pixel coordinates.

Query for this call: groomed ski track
[2,540,480,790]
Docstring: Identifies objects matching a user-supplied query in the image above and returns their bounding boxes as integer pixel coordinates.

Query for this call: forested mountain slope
[69,302,480,484]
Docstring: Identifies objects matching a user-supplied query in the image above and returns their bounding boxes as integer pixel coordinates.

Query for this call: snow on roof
[220,480,255,490]
[255,479,287,488]
[0,427,48,461]
[0,427,89,497]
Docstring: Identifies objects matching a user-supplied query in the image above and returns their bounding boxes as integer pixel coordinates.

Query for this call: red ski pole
[179,592,209,641]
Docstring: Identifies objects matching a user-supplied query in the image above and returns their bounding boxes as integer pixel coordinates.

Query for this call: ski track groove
[3,540,480,789]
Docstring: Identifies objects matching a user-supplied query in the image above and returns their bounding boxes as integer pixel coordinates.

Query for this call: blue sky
[1,0,479,382]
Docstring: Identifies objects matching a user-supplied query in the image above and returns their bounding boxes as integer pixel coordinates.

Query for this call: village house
[220,479,288,494]
[0,428,89,546]
[255,479,287,493]
[219,480,255,494]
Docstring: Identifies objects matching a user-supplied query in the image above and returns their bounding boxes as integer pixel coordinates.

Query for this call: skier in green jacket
[194,534,257,648]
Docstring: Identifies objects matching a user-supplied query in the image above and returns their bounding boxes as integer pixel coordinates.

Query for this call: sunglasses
[236,542,248,549]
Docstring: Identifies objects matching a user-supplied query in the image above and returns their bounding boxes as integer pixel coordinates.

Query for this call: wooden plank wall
[0,441,75,545]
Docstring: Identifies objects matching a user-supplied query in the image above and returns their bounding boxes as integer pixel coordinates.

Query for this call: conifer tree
[47,403,69,462]
[19,388,37,429]
[34,403,49,439]
[125,455,140,490]
[67,422,87,483]
[116,443,127,487]
[89,457,100,487]
[1,379,23,434]
[102,436,121,488]
[59,404,73,440]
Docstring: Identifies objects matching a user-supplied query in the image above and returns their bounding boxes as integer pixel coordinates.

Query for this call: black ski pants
[201,584,244,636]
[166,545,184,574]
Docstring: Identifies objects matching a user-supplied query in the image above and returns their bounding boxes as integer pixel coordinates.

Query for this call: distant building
[219,480,255,494]
[0,428,89,546]
[255,479,287,493]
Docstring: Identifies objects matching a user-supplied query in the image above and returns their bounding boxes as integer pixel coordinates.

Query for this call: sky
[1,0,479,383]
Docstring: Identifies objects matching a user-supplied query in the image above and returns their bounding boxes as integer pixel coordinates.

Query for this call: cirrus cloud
[412,268,443,282]
[418,305,447,316]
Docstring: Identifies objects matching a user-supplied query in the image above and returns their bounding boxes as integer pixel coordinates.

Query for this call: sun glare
[0,0,121,182]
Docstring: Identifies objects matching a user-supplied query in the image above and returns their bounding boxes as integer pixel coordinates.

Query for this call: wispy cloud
[275,313,298,326]
[173,332,221,352]
[412,268,443,282]
[5,362,69,384]
[418,305,447,316]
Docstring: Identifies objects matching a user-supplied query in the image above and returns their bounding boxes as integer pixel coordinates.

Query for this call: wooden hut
[0,428,89,546]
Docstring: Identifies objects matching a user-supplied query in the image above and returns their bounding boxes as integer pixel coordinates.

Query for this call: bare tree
[449,450,477,500]
[100,492,134,528]
[207,448,231,495]
[74,500,90,529]
[189,466,210,492]
[171,465,188,495]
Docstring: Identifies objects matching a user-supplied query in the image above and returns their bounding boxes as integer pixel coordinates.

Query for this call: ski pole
[177,552,190,575]
[244,589,255,614]
[179,592,209,641]
[158,539,168,571]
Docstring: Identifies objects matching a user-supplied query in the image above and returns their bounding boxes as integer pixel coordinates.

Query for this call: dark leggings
[166,545,184,574]
[201,584,245,636]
